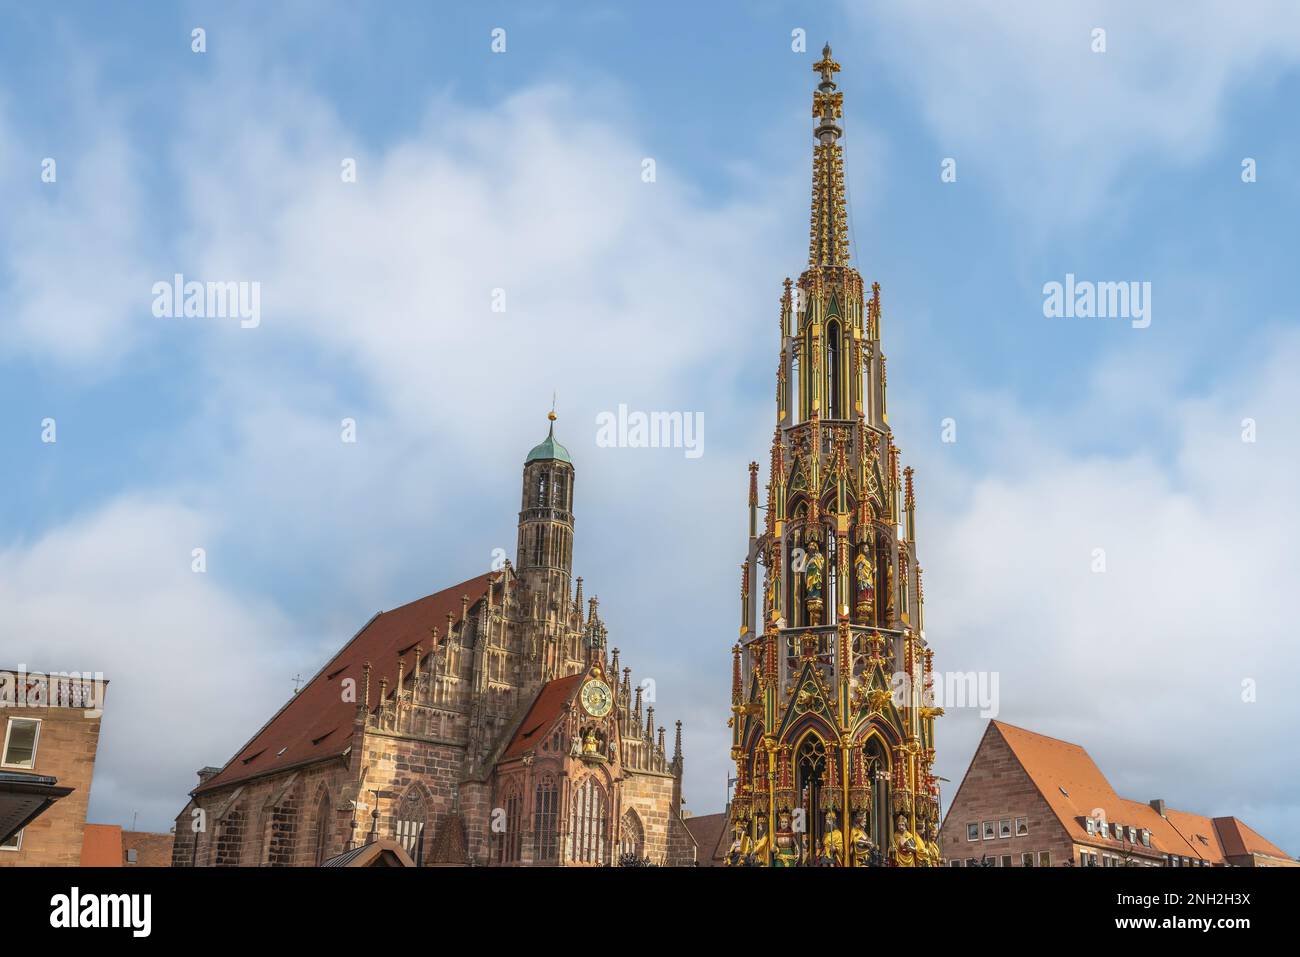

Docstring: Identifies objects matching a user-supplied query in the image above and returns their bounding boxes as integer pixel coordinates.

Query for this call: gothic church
[172,414,695,866]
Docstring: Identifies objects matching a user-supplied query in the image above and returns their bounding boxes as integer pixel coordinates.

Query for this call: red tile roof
[991,720,1136,850]
[501,674,583,761]
[197,573,494,794]
[990,721,1292,864]
[683,812,729,866]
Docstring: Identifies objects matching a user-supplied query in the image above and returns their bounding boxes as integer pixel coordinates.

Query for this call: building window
[950,859,962,867]
[533,776,559,861]
[1,829,22,852]
[1038,851,1051,867]
[498,788,522,864]
[1000,855,1012,868]
[1015,817,1028,836]
[619,809,645,861]
[568,777,608,864]
[965,857,978,867]
[1022,852,1034,867]
[998,819,1011,838]
[395,788,427,866]
[966,823,979,842]
[1140,829,1150,847]
[1,717,41,769]
[982,822,995,840]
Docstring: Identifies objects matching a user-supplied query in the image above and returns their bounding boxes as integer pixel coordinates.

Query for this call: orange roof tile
[991,721,1136,849]
[501,674,583,761]
[80,823,123,867]
[197,573,494,793]
[991,721,1290,864]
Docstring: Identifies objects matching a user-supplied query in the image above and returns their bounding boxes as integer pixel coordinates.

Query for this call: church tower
[516,410,575,604]
[726,46,942,867]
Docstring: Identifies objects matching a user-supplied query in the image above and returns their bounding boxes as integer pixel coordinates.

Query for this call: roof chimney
[196,766,221,786]
[1149,799,1167,818]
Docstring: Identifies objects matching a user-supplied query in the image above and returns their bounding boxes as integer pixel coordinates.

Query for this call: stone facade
[938,722,1071,867]
[173,419,695,867]
[0,678,107,867]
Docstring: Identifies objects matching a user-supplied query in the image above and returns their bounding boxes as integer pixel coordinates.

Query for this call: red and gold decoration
[725,45,941,867]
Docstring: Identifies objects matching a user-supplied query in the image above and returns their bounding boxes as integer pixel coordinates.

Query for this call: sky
[2,1,1299,855]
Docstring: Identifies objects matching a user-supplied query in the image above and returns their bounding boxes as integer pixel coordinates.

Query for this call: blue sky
[3,1,1299,854]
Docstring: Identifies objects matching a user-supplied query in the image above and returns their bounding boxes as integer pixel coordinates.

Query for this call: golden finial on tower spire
[807,43,849,267]
[813,43,841,87]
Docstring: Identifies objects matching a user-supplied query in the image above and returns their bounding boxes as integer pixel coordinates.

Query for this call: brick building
[940,721,1296,867]
[80,824,176,866]
[172,416,695,866]
[0,671,108,866]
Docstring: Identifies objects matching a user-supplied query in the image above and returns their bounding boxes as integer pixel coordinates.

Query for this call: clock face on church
[580,678,613,717]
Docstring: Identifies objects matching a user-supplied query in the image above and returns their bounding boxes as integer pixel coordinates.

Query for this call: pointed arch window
[554,471,567,511]
[313,791,333,866]
[395,787,428,866]
[498,786,522,864]
[568,776,608,864]
[619,809,645,861]
[533,775,559,862]
[825,318,843,418]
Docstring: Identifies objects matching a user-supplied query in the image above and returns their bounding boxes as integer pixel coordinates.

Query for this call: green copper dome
[526,414,571,464]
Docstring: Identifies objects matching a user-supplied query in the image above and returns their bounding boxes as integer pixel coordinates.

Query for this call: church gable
[197,573,494,795]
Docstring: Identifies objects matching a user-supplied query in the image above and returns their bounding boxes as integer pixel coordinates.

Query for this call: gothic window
[619,809,645,861]
[899,555,909,620]
[863,738,890,854]
[554,471,567,511]
[531,525,544,566]
[533,775,559,862]
[498,786,522,864]
[213,806,244,866]
[395,787,428,866]
[313,791,332,865]
[825,318,842,418]
[537,471,550,507]
[567,776,608,864]
[796,735,827,853]
[827,528,838,624]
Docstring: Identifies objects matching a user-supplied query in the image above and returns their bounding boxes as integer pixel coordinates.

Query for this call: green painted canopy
[526,418,571,464]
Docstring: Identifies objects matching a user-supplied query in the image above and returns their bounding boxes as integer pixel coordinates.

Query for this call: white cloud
[0,100,154,366]
[850,0,1300,222]
[920,326,1300,852]
[0,498,299,831]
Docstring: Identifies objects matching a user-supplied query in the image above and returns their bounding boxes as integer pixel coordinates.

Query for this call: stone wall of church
[357,727,468,865]
[619,769,688,865]
[172,760,351,867]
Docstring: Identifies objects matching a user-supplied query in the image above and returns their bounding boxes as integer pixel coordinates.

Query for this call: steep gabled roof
[990,720,1291,864]
[1212,816,1291,861]
[991,720,1125,847]
[197,573,494,794]
[501,674,584,762]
